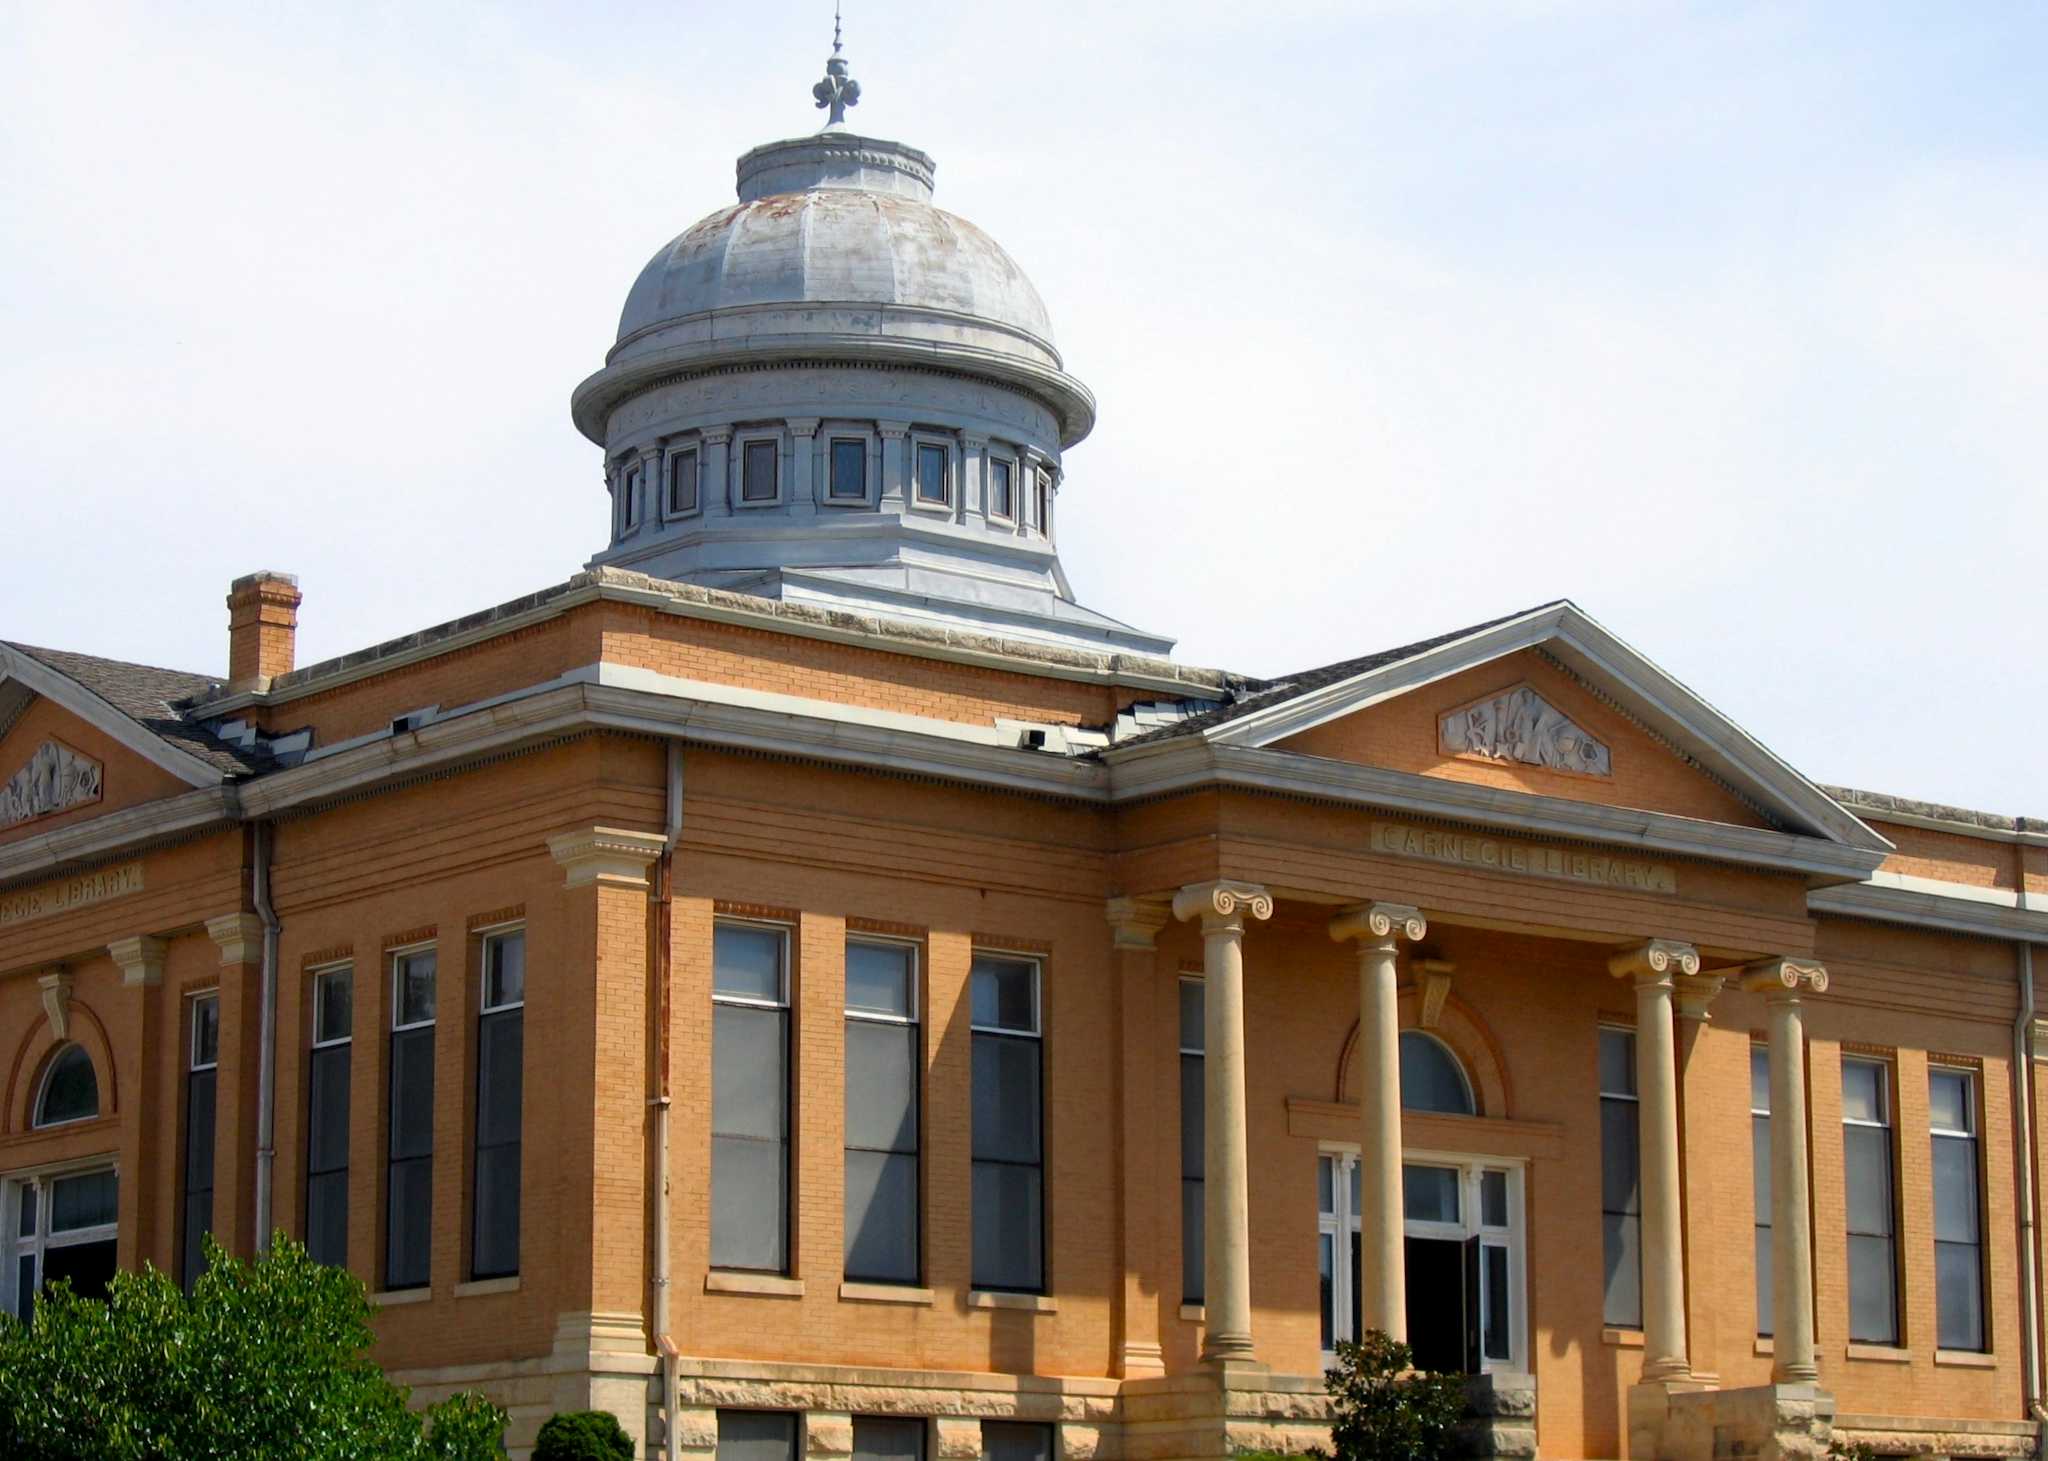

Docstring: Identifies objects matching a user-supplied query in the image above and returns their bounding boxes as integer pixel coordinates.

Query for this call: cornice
[1808,880,2048,945]
[0,786,240,892]
[0,645,225,789]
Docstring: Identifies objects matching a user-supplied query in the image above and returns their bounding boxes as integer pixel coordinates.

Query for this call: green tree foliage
[1324,1331,1465,1461]
[533,1409,637,1460]
[0,1234,505,1460]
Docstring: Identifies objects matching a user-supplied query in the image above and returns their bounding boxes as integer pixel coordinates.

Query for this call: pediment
[2,740,103,830]
[0,686,209,847]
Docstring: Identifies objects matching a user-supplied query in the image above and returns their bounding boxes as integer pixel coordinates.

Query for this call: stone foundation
[1833,1412,2041,1461]
[1657,1382,1834,1461]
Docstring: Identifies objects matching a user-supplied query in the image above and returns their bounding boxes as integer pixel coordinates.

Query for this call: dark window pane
[485,932,525,1010]
[1751,1046,1771,1112]
[315,969,353,1045]
[916,443,948,503]
[970,957,1035,1032]
[474,1006,523,1278]
[386,1156,432,1289]
[1317,1156,1334,1216]
[309,1044,351,1173]
[718,1411,798,1461]
[185,1069,218,1184]
[846,942,913,1019]
[1180,1053,1204,1180]
[971,1160,1043,1291]
[1844,1125,1894,1237]
[743,440,778,501]
[1318,1232,1334,1349]
[1600,1098,1640,1215]
[971,1034,1041,1164]
[990,459,1012,517]
[1179,980,1204,1053]
[182,1187,211,1291]
[711,1136,787,1272]
[1932,1137,1979,1244]
[473,1143,521,1279]
[307,1169,349,1268]
[1929,1071,1971,1133]
[42,1239,116,1302]
[1602,1212,1642,1328]
[714,1005,787,1141]
[1480,1170,1508,1228]
[853,1416,923,1461]
[714,925,784,1002]
[395,951,436,1027]
[1752,1113,1772,1213]
[1598,1029,1635,1097]
[477,1012,524,1149]
[670,450,699,514]
[846,1021,917,1153]
[50,1171,117,1231]
[830,440,867,499]
[845,1149,918,1283]
[389,1028,435,1160]
[1936,1241,1986,1351]
[1848,1233,1897,1343]
[982,1422,1052,1461]
[1182,1177,1204,1303]
[36,1045,99,1125]
[1755,1222,1774,1337]
[1404,1165,1461,1223]
[1842,1060,1886,1124]
[15,1255,34,1320]
[1483,1243,1511,1361]
[193,996,220,1068]
[1400,1032,1473,1114]
[18,1183,36,1237]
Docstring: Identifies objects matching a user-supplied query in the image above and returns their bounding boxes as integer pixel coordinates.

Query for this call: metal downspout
[2015,824,2045,1421]
[253,820,281,1252]
[654,745,683,1461]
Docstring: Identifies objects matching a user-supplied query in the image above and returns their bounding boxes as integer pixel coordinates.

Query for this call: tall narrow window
[473,930,524,1280]
[741,439,779,502]
[306,966,352,1268]
[970,954,1043,1293]
[1751,1044,1772,1336]
[1930,1067,1985,1351]
[1598,1026,1642,1328]
[386,948,436,1291]
[845,939,919,1283]
[712,923,789,1272]
[6,1169,118,1319]
[988,458,1013,519]
[1033,470,1051,534]
[1843,1057,1898,1344]
[1180,976,1204,1304]
[623,466,642,530]
[668,448,700,516]
[830,438,867,500]
[915,442,949,505]
[182,992,220,1290]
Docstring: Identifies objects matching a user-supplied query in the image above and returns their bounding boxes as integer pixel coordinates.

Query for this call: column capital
[700,425,734,445]
[1172,879,1272,932]
[785,416,821,437]
[38,971,73,1039]
[634,443,661,464]
[1675,972,1726,1022]
[875,419,911,440]
[206,911,265,966]
[1608,938,1700,984]
[960,431,990,449]
[1330,901,1426,947]
[1741,957,1828,998]
[547,826,666,889]
[107,933,168,987]
[1105,896,1171,949]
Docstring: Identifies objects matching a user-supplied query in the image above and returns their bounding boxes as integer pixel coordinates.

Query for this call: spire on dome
[812,3,861,128]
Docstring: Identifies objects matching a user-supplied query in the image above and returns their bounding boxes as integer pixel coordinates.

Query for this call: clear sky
[3,2,2043,813]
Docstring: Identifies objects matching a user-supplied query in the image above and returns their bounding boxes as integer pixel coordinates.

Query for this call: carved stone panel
[1439,685,1611,778]
[1,740,104,829]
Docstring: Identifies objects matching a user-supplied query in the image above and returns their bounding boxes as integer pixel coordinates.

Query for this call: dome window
[914,441,952,508]
[1033,469,1052,537]
[829,438,868,502]
[988,456,1014,521]
[34,1044,99,1127]
[740,438,780,504]
[666,447,700,518]
[1398,1031,1475,1116]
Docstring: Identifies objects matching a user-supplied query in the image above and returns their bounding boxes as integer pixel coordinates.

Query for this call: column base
[1641,1382,1835,1461]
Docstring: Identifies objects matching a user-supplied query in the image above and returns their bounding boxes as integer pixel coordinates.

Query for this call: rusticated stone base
[1458,1372,1538,1460]
[1832,1412,2042,1461]
[1657,1382,1834,1461]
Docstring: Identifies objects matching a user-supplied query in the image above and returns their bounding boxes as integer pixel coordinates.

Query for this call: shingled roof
[3,642,264,776]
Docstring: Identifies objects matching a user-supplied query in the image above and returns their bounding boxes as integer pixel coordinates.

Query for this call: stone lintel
[1608,938,1700,984]
[547,826,667,889]
[206,912,266,967]
[1329,902,1426,947]
[107,933,168,987]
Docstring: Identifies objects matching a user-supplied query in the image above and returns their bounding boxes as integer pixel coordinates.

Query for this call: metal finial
[813,3,860,127]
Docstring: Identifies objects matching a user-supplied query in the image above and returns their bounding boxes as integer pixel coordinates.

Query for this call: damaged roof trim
[0,645,227,789]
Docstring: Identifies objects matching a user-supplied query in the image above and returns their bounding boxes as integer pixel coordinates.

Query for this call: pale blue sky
[3,2,2043,812]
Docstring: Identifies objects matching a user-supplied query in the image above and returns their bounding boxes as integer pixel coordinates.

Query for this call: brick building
[3,42,2044,1461]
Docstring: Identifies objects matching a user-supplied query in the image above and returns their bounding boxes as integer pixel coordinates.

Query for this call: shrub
[534,1409,637,1461]
[0,1233,505,1460]
[1324,1330,1465,1461]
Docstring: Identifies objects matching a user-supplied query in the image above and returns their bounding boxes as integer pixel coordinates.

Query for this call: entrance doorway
[1318,1150,1525,1375]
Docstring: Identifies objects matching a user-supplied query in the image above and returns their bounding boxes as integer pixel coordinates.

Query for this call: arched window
[34,1044,99,1127]
[1399,1030,1475,1115]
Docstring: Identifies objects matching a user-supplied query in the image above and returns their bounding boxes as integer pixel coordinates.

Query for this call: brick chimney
[225,571,302,692]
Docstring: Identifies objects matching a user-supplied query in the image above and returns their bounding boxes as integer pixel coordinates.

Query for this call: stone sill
[370,1287,432,1307]
[1845,1343,1911,1363]
[1754,1337,1774,1356]
[1935,1349,1997,1369]
[840,1281,934,1306]
[1601,1327,1645,1349]
[1179,1304,1206,1322]
[454,1276,520,1299]
[706,1271,805,1298]
[968,1290,1057,1313]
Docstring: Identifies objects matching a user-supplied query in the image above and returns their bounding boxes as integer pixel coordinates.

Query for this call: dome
[572,133,1095,447]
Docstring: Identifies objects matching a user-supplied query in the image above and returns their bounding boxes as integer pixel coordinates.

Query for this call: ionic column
[786,417,820,517]
[1330,902,1427,1341]
[1744,957,1827,1384]
[1608,940,1698,1382]
[1107,896,1172,1378]
[1171,879,1273,1364]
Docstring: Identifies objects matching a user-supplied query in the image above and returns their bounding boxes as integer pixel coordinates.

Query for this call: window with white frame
[970,954,1043,1293]
[1751,1044,1772,1337]
[711,922,790,1272]
[620,463,643,533]
[33,1044,99,1127]
[1598,1025,1642,1329]
[913,440,951,508]
[473,929,524,1280]
[828,436,869,502]
[5,1166,118,1319]
[987,455,1015,521]
[386,947,436,1291]
[739,436,781,504]
[1033,468,1051,536]
[1843,1056,1898,1344]
[1317,1148,1523,1374]
[1179,976,1204,1304]
[844,937,919,1284]
[1930,1065,1985,1352]
[182,992,220,1290]
[306,965,352,1268]
[668,446,701,517]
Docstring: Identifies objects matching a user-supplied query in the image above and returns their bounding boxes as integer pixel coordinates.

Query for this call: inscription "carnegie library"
[1371,822,1676,894]
[0,861,146,928]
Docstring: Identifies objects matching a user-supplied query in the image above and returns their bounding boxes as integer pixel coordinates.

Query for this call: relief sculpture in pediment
[1439,685,1611,778]
[1,740,105,829]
